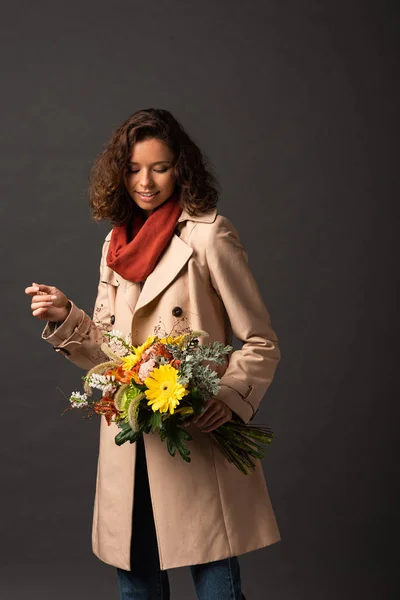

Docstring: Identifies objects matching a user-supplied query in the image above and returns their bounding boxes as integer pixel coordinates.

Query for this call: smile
[136,192,159,200]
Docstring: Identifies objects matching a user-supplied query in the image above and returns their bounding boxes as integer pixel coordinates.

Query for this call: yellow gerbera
[121,335,156,370]
[144,364,189,414]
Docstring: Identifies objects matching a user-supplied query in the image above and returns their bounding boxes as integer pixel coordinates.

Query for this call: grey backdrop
[1,1,397,599]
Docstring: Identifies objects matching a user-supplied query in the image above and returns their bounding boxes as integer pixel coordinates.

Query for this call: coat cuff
[41,301,91,354]
[215,375,256,425]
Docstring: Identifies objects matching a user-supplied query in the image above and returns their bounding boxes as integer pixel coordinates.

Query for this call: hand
[25,282,71,323]
[184,397,233,433]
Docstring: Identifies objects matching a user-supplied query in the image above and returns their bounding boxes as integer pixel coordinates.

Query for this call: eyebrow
[128,160,172,165]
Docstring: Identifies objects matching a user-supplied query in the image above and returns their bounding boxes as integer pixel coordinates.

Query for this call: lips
[136,191,159,199]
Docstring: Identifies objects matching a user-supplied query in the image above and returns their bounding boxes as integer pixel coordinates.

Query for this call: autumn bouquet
[65,324,275,475]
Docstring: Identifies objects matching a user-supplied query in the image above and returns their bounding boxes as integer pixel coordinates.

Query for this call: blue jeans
[116,435,246,600]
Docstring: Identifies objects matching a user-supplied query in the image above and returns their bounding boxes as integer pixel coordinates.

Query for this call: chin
[133,198,165,214]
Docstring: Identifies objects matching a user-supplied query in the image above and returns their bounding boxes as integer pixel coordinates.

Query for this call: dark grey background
[1,1,397,598]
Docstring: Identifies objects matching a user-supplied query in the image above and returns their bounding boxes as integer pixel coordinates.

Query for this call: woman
[25,108,282,600]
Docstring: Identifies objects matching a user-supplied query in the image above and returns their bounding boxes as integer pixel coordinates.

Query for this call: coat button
[110,315,115,324]
[172,306,182,317]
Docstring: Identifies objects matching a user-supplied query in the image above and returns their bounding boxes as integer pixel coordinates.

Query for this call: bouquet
[64,323,275,475]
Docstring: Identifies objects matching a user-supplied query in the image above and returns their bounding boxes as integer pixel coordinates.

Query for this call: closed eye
[127,168,169,173]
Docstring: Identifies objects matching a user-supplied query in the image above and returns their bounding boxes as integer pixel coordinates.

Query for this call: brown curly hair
[88,108,220,226]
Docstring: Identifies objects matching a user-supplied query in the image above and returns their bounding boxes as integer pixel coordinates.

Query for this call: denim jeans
[116,434,246,600]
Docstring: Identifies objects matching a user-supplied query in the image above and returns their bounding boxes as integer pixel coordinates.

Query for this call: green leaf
[114,421,143,446]
[167,438,176,457]
[149,410,162,432]
[188,387,205,416]
[161,417,193,461]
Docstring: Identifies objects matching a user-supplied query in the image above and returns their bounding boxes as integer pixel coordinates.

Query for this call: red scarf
[106,189,183,282]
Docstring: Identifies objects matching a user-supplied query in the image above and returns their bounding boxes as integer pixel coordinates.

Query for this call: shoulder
[97,229,113,270]
[210,213,241,239]
[100,229,113,258]
[191,212,243,251]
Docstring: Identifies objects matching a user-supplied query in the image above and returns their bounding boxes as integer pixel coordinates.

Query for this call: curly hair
[88,108,220,226]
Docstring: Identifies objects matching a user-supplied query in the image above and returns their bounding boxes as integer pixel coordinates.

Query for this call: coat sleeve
[40,237,113,370]
[205,215,281,425]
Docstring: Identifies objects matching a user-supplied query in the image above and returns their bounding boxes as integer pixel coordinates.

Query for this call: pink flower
[138,358,157,382]
[141,347,153,361]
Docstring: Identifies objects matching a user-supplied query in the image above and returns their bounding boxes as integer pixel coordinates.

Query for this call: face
[123,137,177,218]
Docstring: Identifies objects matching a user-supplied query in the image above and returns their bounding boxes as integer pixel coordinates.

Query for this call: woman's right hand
[25,282,71,323]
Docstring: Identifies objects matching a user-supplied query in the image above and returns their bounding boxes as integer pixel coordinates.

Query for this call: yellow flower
[136,335,157,358]
[120,353,139,371]
[158,334,186,348]
[121,335,156,370]
[144,364,189,414]
[174,406,195,416]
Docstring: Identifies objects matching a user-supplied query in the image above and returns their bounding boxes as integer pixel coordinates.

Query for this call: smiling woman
[88,108,219,226]
[123,138,177,218]
[30,108,281,600]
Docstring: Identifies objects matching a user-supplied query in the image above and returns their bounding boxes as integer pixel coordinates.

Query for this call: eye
[127,167,169,174]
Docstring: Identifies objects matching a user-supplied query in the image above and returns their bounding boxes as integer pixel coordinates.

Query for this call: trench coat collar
[106,205,217,316]
[104,205,217,241]
[176,205,217,224]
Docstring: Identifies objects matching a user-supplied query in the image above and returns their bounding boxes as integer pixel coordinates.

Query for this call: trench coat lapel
[123,234,193,315]
[122,205,217,316]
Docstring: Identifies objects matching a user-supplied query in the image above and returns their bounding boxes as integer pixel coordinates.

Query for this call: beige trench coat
[41,206,282,571]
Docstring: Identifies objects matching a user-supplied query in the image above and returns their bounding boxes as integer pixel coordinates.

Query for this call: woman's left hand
[183,397,233,433]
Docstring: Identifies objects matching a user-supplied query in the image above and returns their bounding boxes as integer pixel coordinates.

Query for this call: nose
[138,169,154,189]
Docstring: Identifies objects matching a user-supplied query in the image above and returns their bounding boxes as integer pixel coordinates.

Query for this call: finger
[26,285,51,297]
[32,294,56,303]
[192,398,213,424]
[31,300,54,310]
[32,306,49,317]
[198,404,232,428]
[201,415,228,433]
[194,406,222,428]
[25,285,40,295]
[33,283,53,294]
